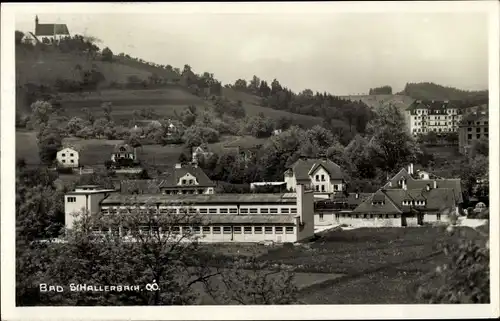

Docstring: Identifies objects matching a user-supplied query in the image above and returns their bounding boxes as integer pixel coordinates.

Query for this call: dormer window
[120,147,126,152]
[371,201,385,206]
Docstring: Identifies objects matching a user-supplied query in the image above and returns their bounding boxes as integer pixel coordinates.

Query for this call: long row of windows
[100,207,298,215]
[318,213,399,220]
[92,225,295,235]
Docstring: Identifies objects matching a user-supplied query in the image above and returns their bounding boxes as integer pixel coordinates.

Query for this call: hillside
[338,94,415,113]
[398,82,488,101]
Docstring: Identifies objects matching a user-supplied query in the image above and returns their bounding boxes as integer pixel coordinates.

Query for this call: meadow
[198,225,487,304]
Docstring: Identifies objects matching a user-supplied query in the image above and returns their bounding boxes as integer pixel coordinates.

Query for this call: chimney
[133,147,137,160]
[175,163,182,169]
[433,180,437,189]
[426,184,430,191]
[355,193,359,199]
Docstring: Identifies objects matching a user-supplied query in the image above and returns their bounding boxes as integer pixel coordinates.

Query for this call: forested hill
[398,82,488,102]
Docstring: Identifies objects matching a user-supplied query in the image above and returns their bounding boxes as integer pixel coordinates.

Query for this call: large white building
[406,100,464,136]
[56,147,80,168]
[284,157,345,199]
[64,184,315,243]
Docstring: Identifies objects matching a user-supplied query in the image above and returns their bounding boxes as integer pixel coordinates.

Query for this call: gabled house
[284,157,345,198]
[158,163,216,195]
[192,145,214,164]
[111,144,136,163]
[382,164,463,205]
[56,147,80,168]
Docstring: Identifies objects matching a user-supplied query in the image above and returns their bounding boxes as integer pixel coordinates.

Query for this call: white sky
[13,3,489,95]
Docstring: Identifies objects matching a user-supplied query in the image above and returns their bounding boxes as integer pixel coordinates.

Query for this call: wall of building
[65,192,110,229]
[296,185,315,241]
[425,213,450,223]
[57,148,79,168]
[284,173,296,191]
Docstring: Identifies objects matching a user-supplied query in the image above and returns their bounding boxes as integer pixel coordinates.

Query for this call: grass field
[198,225,487,304]
[16,49,152,87]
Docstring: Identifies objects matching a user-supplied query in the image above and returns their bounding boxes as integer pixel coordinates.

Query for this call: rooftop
[289,158,344,180]
[101,193,297,205]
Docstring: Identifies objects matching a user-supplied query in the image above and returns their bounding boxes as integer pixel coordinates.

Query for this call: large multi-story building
[406,100,464,136]
[64,184,315,243]
[458,111,489,155]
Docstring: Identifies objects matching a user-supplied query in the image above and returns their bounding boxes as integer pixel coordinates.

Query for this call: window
[275,226,283,234]
[476,134,481,139]
[321,174,325,181]
[315,185,319,191]
[181,226,191,234]
[260,208,269,214]
[363,214,368,219]
[319,213,324,221]
[484,121,488,125]
[484,127,488,132]
[244,226,252,234]
[370,214,374,219]
[385,214,390,219]
[321,185,325,192]
[70,160,74,163]
[61,153,66,157]
[285,227,294,234]
[436,213,441,221]
[476,128,481,133]
[468,134,472,140]
[281,208,289,214]
[182,179,186,185]
[233,226,242,234]
[229,208,238,214]
[70,153,74,157]
[199,208,207,214]
[240,208,249,214]
[291,208,297,214]
[250,208,258,214]
[265,226,273,234]
[62,160,66,163]
[202,226,211,234]
[213,226,221,234]
[209,208,217,214]
[315,175,319,181]
[67,197,76,202]
[223,226,232,234]
[254,226,263,234]
[193,226,201,234]
[188,208,196,214]
[334,185,338,191]
[270,208,278,214]
[219,208,228,214]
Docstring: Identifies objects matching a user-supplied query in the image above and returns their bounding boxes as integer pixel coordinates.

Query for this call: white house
[406,100,464,136]
[56,147,80,168]
[284,157,345,198]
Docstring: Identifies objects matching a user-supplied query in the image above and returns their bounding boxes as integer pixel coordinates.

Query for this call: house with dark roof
[111,144,137,163]
[284,157,345,198]
[34,15,70,42]
[345,163,463,227]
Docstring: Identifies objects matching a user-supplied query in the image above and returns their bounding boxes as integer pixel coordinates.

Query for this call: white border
[2,1,499,320]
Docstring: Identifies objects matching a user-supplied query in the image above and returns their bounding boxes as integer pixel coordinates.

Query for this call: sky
[13,4,490,95]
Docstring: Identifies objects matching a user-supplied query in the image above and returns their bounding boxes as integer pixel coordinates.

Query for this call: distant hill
[398,82,488,101]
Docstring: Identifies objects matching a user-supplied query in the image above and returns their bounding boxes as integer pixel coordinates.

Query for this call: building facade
[284,158,345,198]
[111,144,137,163]
[458,111,489,155]
[64,184,315,243]
[56,147,79,168]
[406,100,464,136]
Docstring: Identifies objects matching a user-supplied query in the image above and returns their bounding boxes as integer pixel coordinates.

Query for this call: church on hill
[34,15,70,42]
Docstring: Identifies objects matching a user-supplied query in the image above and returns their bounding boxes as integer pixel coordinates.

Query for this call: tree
[417,225,489,303]
[101,47,113,62]
[203,255,299,304]
[81,108,95,124]
[183,126,220,147]
[37,124,63,165]
[31,100,54,125]
[366,104,420,172]
[102,102,113,121]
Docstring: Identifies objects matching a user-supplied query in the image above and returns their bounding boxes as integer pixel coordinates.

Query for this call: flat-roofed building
[64,184,315,243]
